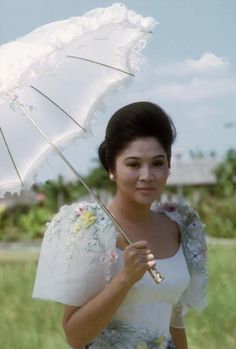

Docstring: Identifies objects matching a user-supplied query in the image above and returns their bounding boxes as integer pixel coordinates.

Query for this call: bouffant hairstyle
[98,101,176,172]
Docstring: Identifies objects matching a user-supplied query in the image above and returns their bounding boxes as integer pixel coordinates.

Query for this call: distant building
[167,158,218,186]
[165,157,219,203]
[0,191,44,208]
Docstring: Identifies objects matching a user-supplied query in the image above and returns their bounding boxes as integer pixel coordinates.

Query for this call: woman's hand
[120,240,156,286]
[63,240,154,348]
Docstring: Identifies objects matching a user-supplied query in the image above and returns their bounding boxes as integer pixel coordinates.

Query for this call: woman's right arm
[63,240,155,349]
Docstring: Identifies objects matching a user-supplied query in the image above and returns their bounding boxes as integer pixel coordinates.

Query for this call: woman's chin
[135,194,158,206]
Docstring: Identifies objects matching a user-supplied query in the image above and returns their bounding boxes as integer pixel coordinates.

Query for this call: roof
[167,158,218,186]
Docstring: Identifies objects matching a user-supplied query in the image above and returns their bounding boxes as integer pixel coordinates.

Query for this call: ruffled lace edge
[0,3,158,96]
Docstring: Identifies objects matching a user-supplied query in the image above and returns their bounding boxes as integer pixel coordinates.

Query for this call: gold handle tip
[149,267,164,284]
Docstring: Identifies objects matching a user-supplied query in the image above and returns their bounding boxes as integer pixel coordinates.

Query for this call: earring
[109,173,114,180]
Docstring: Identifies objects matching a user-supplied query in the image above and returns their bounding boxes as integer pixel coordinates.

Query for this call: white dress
[32,201,208,349]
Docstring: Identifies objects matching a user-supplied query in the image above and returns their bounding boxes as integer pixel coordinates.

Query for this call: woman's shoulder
[48,200,102,222]
[152,201,207,273]
[46,200,109,235]
[43,200,116,263]
[152,201,205,230]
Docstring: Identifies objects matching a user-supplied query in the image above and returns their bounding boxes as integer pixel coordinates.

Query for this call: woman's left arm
[170,326,188,349]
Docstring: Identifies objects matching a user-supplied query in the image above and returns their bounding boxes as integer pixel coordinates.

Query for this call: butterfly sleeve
[32,201,117,306]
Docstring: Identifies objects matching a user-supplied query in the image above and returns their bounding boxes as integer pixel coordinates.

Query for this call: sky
[0,0,236,175]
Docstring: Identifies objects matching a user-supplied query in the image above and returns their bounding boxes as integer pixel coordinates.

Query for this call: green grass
[0,245,235,349]
[186,244,236,349]
[0,261,65,349]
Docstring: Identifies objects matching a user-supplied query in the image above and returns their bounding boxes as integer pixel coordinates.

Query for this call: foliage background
[0,149,235,241]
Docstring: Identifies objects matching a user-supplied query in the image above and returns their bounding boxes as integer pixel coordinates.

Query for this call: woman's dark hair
[98,101,176,172]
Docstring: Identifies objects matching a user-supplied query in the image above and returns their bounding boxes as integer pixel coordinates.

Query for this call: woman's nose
[139,166,153,181]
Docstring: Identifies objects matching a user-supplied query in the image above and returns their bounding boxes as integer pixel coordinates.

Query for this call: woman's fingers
[122,240,158,285]
[124,242,156,265]
[147,260,156,268]
[146,253,155,260]
[129,240,148,249]
[125,241,154,258]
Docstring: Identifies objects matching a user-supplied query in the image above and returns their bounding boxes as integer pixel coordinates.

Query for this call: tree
[214,149,236,197]
[85,166,115,193]
[197,149,236,238]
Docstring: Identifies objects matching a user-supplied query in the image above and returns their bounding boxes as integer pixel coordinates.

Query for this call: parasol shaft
[0,127,23,185]
[67,55,135,76]
[16,100,164,284]
[30,85,87,132]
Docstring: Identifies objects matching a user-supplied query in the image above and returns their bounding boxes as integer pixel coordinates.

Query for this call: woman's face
[112,137,169,207]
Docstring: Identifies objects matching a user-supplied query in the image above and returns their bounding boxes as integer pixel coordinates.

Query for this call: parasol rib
[66,56,135,77]
[0,127,23,185]
[30,85,87,132]
[15,100,163,284]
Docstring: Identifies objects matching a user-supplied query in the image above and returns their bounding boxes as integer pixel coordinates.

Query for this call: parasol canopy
[0,3,157,197]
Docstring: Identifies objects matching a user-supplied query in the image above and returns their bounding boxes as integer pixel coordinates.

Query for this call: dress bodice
[111,245,190,336]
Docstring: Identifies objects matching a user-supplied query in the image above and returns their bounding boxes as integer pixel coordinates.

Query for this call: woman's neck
[107,193,153,224]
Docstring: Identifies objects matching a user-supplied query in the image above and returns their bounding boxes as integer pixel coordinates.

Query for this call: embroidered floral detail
[155,336,165,344]
[186,240,206,268]
[166,340,177,349]
[90,319,175,349]
[135,338,167,349]
[136,329,170,349]
[73,209,97,236]
[98,250,118,283]
[136,342,148,349]
[64,202,106,265]
[161,203,176,212]
[44,201,117,277]
[74,202,97,230]
[91,319,136,349]
[45,205,68,241]
[74,202,88,216]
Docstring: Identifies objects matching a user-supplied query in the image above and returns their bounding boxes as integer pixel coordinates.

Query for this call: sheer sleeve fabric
[32,201,117,306]
[170,303,185,328]
[153,202,208,328]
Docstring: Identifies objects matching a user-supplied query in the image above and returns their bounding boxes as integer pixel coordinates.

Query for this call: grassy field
[0,244,235,349]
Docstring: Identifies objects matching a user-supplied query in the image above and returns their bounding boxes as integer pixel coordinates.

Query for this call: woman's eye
[127,162,139,168]
[153,161,164,167]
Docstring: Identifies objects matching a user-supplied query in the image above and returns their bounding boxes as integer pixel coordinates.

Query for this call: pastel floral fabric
[69,202,118,282]
[87,319,176,349]
[45,201,117,283]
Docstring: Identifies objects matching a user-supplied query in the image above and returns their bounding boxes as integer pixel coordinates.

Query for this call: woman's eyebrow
[124,154,166,160]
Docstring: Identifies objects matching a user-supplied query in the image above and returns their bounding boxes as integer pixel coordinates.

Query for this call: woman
[33,102,208,349]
